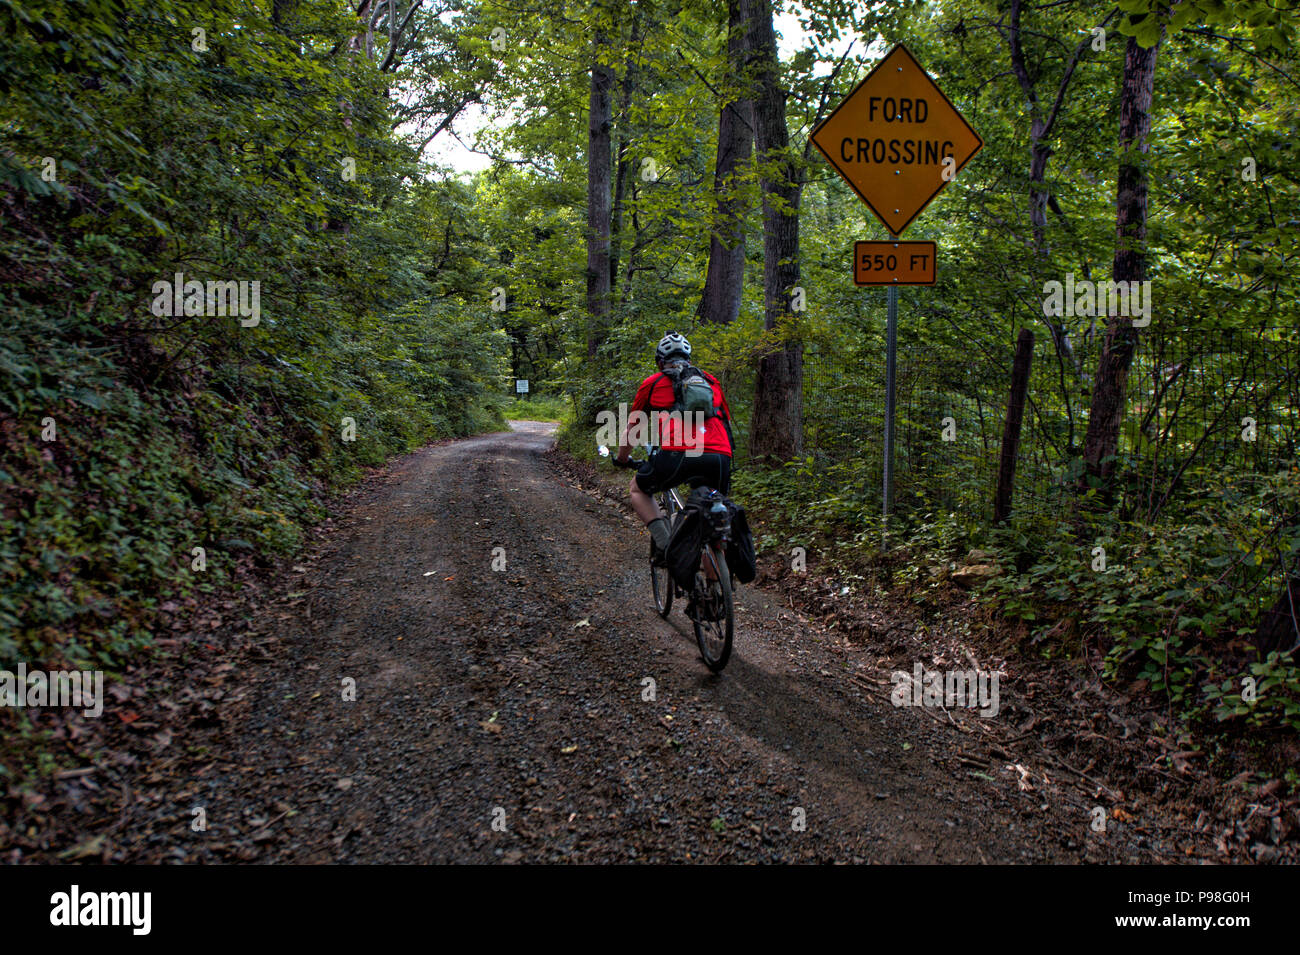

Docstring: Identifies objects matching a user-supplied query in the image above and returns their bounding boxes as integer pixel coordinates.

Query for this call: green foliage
[0,0,507,670]
[1202,652,1300,728]
[503,394,572,423]
[980,470,1300,730]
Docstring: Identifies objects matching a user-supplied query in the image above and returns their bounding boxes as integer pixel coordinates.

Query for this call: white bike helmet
[656,331,691,363]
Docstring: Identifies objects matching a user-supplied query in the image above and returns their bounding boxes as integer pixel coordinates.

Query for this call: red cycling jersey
[629,370,733,456]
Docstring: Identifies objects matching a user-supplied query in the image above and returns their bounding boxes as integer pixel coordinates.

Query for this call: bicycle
[603,447,735,672]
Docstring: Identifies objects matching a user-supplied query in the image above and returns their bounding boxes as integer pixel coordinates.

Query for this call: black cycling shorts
[634,450,731,497]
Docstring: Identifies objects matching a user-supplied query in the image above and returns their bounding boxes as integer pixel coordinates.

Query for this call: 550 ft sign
[854,240,936,286]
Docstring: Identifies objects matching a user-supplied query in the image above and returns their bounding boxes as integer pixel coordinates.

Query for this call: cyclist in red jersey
[615,332,734,555]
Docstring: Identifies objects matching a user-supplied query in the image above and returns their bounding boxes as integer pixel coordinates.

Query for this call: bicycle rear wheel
[692,547,733,673]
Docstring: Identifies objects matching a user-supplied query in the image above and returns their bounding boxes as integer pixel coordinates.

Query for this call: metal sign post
[883,247,898,536]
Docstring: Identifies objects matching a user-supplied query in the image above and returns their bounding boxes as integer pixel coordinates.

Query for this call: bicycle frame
[635,445,728,585]
[662,486,684,515]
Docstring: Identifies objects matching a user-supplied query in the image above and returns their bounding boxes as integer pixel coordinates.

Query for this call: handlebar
[598,445,647,469]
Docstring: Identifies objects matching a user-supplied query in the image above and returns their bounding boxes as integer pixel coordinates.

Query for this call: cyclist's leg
[681,452,729,494]
[628,474,662,523]
[632,452,685,550]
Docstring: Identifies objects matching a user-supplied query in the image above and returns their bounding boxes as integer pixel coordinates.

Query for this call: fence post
[994,328,1035,524]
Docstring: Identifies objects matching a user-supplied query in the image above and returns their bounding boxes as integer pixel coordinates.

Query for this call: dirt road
[108,422,1137,862]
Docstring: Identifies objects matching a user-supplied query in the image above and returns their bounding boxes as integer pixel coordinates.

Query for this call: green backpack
[658,360,717,419]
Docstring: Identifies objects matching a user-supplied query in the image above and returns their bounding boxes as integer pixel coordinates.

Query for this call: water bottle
[708,496,730,535]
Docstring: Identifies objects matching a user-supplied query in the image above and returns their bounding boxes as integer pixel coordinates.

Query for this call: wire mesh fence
[801,325,1300,530]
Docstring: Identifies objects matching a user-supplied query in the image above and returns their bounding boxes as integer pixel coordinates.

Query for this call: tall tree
[586,22,615,359]
[697,0,755,326]
[1081,33,1161,491]
[609,9,644,299]
[747,0,803,461]
[1003,0,1115,377]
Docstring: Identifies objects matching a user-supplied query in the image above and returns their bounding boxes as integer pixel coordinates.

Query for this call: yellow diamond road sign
[811,44,982,237]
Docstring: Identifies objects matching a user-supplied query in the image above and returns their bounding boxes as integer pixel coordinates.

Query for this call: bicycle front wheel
[651,491,678,618]
[693,547,734,673]
[650,540,673,618]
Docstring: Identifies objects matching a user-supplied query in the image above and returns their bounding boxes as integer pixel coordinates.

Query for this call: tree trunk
[585,29,614,360]
[1081,35,1160,493]
[1256,572,1300,653]
[994,329,1035,523]
[609,12,643,295]
[347,0,372,55]
[746,0,802,462]
[1027,132,1078,371]
[697,0,754,326]
[1005,0,1111,379]
[272,0,295,30]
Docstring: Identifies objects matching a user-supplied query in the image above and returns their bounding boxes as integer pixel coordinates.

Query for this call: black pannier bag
[725,500,757,584]
[665,488,757,589]
[665,488,713,590]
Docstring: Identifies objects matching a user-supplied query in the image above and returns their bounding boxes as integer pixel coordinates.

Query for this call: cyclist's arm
[618,376,656,462]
